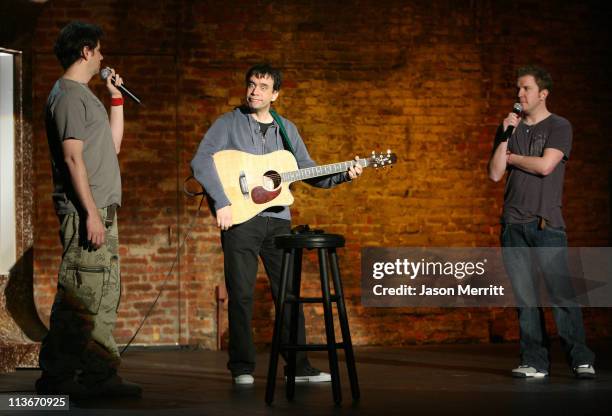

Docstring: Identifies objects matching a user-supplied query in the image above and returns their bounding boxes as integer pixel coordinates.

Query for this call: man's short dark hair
[517,65,553,93]
[54,21,103,70]
[245,63,282,91]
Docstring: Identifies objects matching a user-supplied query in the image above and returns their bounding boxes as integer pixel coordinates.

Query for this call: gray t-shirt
[45,78,121,214]
[498,113,572,228]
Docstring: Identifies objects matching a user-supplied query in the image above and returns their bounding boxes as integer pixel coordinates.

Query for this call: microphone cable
[120,177,206,355]
[0,178,207,392]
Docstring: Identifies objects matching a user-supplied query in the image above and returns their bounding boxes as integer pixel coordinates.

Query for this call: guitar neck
[281,158,370,183]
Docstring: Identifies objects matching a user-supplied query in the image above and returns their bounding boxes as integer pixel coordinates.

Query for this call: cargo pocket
[63,265,108,315]
[52,192,68,206]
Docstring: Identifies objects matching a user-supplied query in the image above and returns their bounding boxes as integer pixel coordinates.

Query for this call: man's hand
[216,205,233,231]
[502,112,521,134]
[347,156,363,180]
[86,211,106,249]
[104,67,124,98]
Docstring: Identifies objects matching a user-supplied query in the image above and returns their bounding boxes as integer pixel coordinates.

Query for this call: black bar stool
[265,229,360,405]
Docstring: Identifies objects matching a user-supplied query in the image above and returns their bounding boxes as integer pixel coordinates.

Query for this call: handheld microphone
[100,67,142,104]
[503,102,523,139]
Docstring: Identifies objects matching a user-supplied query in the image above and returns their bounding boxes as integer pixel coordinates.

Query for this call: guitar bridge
[239,171,249,198]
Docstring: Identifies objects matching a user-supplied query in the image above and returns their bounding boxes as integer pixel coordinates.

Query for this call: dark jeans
[501,221,595,371]
[221,216,309,376]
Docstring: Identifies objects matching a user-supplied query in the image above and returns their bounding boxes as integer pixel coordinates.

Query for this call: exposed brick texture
[26,0,612,350]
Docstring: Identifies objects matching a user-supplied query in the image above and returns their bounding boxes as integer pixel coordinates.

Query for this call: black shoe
[36,376,92,399]
[573,364,596,379]
[285,364,331,383]
[92,375,142,398]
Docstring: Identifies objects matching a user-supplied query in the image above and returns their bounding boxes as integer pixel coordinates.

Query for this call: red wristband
[111,97,124,106]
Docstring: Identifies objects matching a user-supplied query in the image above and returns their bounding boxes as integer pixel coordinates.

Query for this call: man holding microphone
[488,65,595,379]
[37,21,141,398]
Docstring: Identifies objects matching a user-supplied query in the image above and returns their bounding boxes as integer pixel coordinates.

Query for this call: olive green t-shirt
[45,78,121,214]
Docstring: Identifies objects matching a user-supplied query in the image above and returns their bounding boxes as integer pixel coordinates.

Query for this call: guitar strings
[264,161,367,182]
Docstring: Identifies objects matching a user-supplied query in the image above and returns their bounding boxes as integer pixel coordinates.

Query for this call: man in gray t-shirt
[488,65,595,379]
[501,113,571,228]
[46,76,121,215]
[37,21,140,398]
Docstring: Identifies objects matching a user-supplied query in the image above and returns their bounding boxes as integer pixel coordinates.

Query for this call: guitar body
[213,150,298,224]
[211,148,397,225]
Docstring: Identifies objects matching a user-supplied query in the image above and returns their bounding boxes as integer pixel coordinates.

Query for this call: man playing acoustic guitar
[191,63,362,384]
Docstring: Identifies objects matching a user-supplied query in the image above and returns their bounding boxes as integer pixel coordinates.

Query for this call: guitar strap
[270,109,296,155]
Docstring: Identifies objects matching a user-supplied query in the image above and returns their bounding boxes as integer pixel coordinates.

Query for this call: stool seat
[275,233,345,249]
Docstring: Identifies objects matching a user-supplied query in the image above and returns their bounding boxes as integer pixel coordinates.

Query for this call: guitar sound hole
[263,170,281,191]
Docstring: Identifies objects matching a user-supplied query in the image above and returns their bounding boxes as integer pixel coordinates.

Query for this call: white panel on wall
[0,52,16,275]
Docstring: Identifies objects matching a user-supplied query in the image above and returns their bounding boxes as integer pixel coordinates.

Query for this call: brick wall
[29,0,612,349]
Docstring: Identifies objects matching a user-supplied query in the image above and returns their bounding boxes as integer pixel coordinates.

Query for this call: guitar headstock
[368,150,397,168]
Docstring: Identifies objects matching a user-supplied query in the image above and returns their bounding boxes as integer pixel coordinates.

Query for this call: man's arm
[488,139,508,182]
[63,139,106,248]
[110,102,123,154]
[190,117,232,229]
[507,148,565,176]
[106,68,124,154]
[488,112,521,182]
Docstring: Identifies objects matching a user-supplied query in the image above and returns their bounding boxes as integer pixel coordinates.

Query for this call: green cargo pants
[39,206,121,387]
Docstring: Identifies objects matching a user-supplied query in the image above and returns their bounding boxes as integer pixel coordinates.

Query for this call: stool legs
[266,242,359,406]
[318,248,342,404]
[286,249,303,400]
[266,248,293,405]
[330,249,360,400]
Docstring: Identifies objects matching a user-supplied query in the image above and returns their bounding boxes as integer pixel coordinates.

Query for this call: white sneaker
[285,365,332,383]
[573,364,596,379]
[295,371,332,383]
[512,365,548,378]
[233,374,254,385]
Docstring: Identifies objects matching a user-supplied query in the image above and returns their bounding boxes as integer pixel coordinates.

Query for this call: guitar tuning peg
[387,149,391,154]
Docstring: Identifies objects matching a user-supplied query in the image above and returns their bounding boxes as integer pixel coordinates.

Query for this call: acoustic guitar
[213,149,397,224]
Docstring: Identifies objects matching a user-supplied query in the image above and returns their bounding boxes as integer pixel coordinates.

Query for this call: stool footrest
[285,295,340,304]
[280,343,345,351]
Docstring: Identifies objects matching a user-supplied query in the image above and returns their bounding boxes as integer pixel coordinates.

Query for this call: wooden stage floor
[1,341,610,415]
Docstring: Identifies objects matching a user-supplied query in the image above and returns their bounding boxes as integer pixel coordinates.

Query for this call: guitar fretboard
[281,158,370,183]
